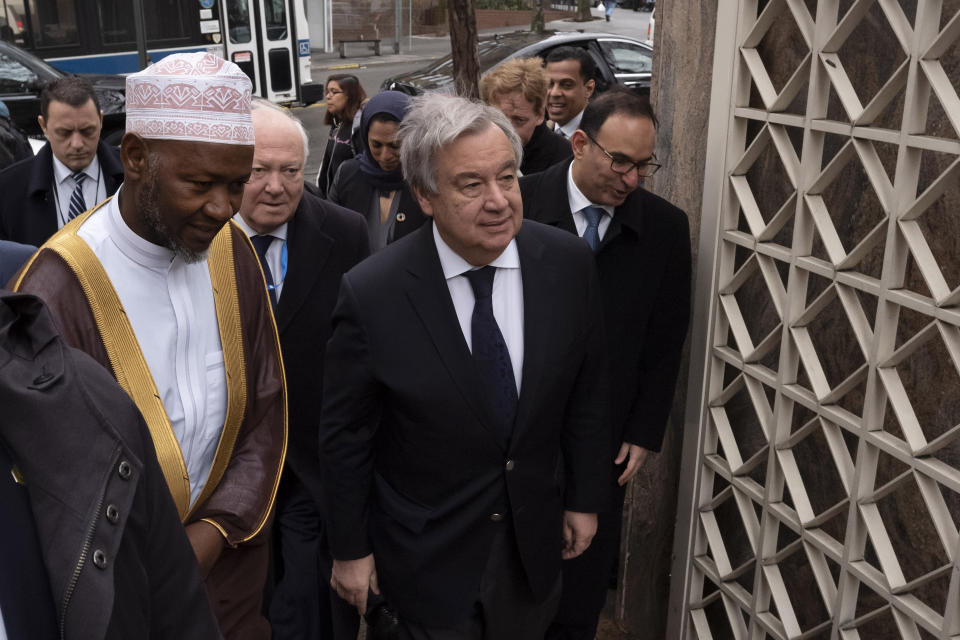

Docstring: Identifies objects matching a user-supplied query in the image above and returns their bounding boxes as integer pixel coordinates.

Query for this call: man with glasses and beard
[520,88,692,640]
[12,53,287,640]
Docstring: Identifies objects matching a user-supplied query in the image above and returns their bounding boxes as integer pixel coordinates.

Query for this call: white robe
[78,190,227,506]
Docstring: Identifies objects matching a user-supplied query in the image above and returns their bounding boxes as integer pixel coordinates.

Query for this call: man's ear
[121,133,150,181]
[37,114,46,134]
[412,187,435,218]
[570,130,589,159]
[584,78,596,99]
[98,110,104,126]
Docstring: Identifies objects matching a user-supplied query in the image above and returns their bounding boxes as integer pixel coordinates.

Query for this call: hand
[614,442,649,486]
[561,510,597,560]
[331,554,379,614]
[185,520,226,579]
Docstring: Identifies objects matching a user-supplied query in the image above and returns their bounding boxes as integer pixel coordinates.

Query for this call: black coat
[0,291,222,640]
[521,123,573,176]
[316,117,358,199]
[0,141,123,246]
[319,220,611,626]
[327,158,427,244]
[276,190,369,502]
[520,159,692,452]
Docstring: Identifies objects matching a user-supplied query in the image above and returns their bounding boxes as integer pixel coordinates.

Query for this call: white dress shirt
[78,190,227,506]
[567,162,614,240]
[52,153,107,228]
[556,109,585,139]
[233,214,289,299]
[432,223,524,394]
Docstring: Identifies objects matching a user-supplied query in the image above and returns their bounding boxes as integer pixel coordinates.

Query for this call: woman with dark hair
[328,91,427,252]
[315,74,366,197]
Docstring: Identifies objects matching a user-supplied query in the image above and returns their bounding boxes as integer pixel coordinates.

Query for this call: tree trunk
[447,0,480,99]
[575,0,592,22]
[531,0,545,33]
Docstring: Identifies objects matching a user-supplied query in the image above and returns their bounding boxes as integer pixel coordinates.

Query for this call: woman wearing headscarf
[328,90,427,253]
[315,74,366,198]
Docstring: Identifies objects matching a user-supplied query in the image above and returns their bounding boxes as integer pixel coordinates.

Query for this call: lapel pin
[396,212,406,223]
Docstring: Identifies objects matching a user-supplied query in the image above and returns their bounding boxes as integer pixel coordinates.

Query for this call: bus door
[221,0,297,103]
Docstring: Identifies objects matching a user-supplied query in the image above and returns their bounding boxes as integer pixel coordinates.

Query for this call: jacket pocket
[374,472,434,534]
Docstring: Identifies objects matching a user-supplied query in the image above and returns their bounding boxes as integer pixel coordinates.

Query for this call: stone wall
[613,1,718,637]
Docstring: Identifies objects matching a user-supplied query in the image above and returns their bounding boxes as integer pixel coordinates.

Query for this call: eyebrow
[453,160,516,182]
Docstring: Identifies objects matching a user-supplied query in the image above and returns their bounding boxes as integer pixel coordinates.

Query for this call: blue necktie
[582,206,604,251]
[250,234,278,314]
[464,266,517,448]
[67,172,87,220]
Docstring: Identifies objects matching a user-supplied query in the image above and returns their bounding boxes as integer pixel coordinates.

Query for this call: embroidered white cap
[125,52,254,146]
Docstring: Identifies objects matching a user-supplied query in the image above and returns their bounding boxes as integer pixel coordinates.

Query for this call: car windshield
[414,32,547,76]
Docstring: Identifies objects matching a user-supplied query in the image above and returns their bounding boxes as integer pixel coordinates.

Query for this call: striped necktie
[67,172,87,220]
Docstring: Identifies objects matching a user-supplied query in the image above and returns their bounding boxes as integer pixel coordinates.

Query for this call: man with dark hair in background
[521,87,692,640]
[543,47,597,140]
[0,77,123,246]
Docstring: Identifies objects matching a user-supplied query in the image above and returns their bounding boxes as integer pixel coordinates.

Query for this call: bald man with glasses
[520,87,692,640]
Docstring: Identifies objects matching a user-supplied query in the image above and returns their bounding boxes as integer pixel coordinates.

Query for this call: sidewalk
[311,5,652,73]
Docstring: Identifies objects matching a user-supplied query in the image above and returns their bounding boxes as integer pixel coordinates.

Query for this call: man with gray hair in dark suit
[319,92,612,639]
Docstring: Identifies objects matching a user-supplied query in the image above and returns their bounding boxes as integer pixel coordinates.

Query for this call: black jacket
[316,117,358,199]
[319,220,611,626]
[276,191,369,503]
[328,158,427,246]
[0,291,222,640]
[521,159,692,451]
[0,141,123,246]
[521,123,573,176]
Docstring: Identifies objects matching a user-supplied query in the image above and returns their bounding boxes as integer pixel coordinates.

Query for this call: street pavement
[292,6,653,178]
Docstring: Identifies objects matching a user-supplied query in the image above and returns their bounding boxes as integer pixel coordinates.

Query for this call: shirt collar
[432,222,520,280]
[557,109,585,139]
[232,213,289,242]
[101,185,181,270]
[566,162,614,218]
[52,152,99,186]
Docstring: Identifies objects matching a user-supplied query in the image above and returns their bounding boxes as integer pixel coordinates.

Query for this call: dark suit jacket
[276,190,369,504]
[0,141,123,246]
[327,158,427,244]
[521,159,691,452]
[319,220,611,626]
[521,123,572,176]
[1,239,35,287]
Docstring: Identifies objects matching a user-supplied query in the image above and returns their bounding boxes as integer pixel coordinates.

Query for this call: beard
[139,154,207,264]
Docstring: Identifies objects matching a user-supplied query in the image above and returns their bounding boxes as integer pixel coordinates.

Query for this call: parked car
[0,40,126,144]
[381,31,653,96]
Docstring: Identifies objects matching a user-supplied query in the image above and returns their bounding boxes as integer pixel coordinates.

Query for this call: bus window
[28,0,79,47]
[227,0,252,44]
[1,0,29,47]
[264,0,287,41]
[99,0,190,45]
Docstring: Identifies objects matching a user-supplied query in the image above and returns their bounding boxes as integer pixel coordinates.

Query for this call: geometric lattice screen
[670,1,960,638]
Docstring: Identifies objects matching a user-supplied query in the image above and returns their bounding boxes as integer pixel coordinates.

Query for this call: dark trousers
[270,474,360,640]
[206,534,272,640]
[400,523,561,640]
[544,483,626,640]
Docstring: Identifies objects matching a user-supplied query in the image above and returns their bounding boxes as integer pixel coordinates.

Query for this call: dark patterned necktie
[464,266,518,447]
[250,234,278,314]
[67,172,87,220]
[582,205,604,251]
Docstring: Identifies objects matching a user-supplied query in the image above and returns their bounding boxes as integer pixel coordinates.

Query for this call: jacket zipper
[59,492,104,640]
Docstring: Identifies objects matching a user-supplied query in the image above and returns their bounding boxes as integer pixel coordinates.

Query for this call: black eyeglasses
[584,131,661,177]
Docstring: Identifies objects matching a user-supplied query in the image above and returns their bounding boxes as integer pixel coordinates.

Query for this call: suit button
[92,549,108,570]
[490,513,504,522]
[105,504,119,524]
[118,460,131,480]
[505,460,515,471]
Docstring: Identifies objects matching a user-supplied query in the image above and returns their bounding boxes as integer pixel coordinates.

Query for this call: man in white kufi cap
[13,52,286,640]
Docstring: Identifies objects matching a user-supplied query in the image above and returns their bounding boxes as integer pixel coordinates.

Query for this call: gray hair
[398,93,523,196]
[250,97,310,165]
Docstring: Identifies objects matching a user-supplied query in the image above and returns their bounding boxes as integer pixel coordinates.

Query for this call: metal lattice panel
[670,1,960,638]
